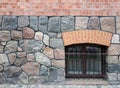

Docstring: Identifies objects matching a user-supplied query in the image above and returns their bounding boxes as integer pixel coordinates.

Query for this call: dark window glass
[65,44,107,78]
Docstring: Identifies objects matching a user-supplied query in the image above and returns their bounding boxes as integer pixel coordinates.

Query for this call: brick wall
[0,0,120,16]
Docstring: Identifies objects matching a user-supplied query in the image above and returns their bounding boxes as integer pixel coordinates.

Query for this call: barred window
[65,44,107,78]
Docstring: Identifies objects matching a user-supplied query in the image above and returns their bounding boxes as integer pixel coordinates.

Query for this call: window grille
[65,44,107,78]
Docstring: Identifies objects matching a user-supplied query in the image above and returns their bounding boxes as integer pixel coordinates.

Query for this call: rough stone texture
[75,17,89,29]
[48,32,57,38]
[35,32,43,41]
[21,62,40,76]
[54,49,65,59]
[107,73,117,81]
[43,34,49,46]
[50,38,64,49]
[0,73,5,84]
[56,68,65,82]
[0,65,3,71]
[23,27,34,39]
[17,52,26,58]
[106,56,118,64]
[20,40,43,53]
[0,54,9,66]
[30,16,38,31]
[4,66,22,78]
[43,47,54,59]
[27,53,35,61]
[48,67,57,81]
[14,58,27,66]
[8,53,16,65]
[11,30,22,40]
[2,16,17,30]
[40,65,48,75]
[61,16,74,32]
[0,16,2,29]
[17,47,23,52]
[108,44,120,55]
[29,76,46,84]
[57,33,62,38]
[111,34,120,43]
[0,46,3,53]
[35,52,51,66]
[107,64,119,73]
[1,42,6,46]
[118,73,120,81]
[39,16,48,33]
[52,60,65,68]
[48,17,61,33]
[5,41,18,53]
[88,17,100,29]
[18,72,28,84]
[0,31,10,41]
[18,16,29,27]
[100,17,115,33]
[6,78,18,84]
[116,16,120,34]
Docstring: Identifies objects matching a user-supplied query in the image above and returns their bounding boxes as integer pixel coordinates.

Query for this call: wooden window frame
[65,44,107,78]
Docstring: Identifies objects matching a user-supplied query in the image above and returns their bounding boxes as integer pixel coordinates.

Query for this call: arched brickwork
[62,30,112,46]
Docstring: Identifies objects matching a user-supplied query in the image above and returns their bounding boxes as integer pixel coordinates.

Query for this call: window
[65,44,107,78]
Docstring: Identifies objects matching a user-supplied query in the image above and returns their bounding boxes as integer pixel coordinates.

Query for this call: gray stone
[108,44,120,55]
[48,67,57,81]
[4,66,22,78]
[111,34,120,43]
[0,65,3,71]
[30,16,38,31]
[47,32,57,38]
[43,34,50,46]
[20,40,43,53]
[17,47,23,52]
[118,73,120,81]
[8,53,16,65]
[27,53,35,61]
[61,16,74,32]
[11,30,22,40]
[17,52,26,58]
[0,54,9,66]
[88,17,100,29]
[50,38,64,49]
[100,17,115,33]
[39,16,48,33]
[0,16,2,28]
[106,56,118,64]
[54,49,65,59]
[48,17,61,33]
[107,73,117,81]
[116,16,120,34]
[21,62,40,76]
[6,78,18,84]
[107,64,119,73]
[18,16,29,27]
[75,17,89,29]
[1,42,7,46]
[5,41,18,53]
[2,16,17,30]
[43,47,54,59]
[0,46,4,53]
[0,73,5,84]
[40,65,48,75]
[52,60,65,68]
[0,31,10,41]
[35,52,51,66]
[14,58,27,66]
[29,76,47,84]
[56,68,65,82]
[18,72,28,84]
[57,33,62,38]
[35,32,43,41]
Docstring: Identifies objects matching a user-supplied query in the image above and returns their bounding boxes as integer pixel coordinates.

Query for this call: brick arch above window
[62,30,112,47]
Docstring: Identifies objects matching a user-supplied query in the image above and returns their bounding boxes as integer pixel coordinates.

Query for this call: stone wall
[0,16,120,85]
